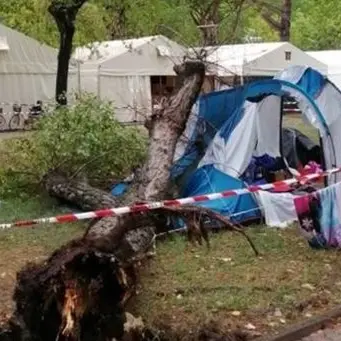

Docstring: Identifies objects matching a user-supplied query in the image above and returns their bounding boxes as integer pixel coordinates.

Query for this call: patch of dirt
[0,245,47,325]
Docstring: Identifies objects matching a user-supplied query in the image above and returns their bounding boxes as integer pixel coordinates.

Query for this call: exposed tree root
[160,205,259,256]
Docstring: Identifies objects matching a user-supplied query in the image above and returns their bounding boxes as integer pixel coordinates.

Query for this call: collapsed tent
[172,65,341,224]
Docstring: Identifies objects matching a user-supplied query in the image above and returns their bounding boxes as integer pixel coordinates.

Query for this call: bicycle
[0,108,7,131]
[8,104,23,130]
[9,102,43,131]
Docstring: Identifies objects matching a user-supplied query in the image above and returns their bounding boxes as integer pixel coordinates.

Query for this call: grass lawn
[283,113,320,143]
[0,115,332,337]
[3,198,340,338]
[129,228,341,337]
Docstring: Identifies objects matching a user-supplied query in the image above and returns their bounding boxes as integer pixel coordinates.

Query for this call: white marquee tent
[201,42,327,83]
[74,35,187,121]
[0,23,77,107]
[307,50,341,90]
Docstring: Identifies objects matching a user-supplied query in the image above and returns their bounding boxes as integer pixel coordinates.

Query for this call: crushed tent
[172,65,341,223]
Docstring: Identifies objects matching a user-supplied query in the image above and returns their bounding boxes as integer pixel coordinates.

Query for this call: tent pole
[77,61,81,97]
[240,56,245,85]
[97,65,101,99]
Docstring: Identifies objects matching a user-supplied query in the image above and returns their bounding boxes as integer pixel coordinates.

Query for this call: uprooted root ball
[8,238,134,341]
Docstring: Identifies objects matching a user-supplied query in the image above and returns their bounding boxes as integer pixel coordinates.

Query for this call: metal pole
[77,61,81,96]
[97,65,101,99]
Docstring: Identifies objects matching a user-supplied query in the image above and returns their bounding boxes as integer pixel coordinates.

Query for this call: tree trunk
[44,172,118,211]
[252,0,292,42]
[49,0,88,105]
[192,0,221,46]
[280,0,291,41]
[3,61,205,341]
[105,2,129,40]
[55,26,74,105]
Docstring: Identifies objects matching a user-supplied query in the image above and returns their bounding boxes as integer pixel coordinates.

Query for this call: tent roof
[307,50,341,67]
[0,23,77,72]
[0,23,58,74]
[74,35,187,64]
[204,42,284,64]
[307,50,341,89]
[200,42,327,76]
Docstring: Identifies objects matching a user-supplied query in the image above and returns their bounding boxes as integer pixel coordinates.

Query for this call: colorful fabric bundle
[294,182,341,249]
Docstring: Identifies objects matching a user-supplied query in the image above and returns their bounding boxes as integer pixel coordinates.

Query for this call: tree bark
[49,0,88,105]
[191,0,221,46]
[280,0,291,42]
[250,0,292,41]
[2,61,205,341]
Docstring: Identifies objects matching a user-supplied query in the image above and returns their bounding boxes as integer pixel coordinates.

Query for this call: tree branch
[160,205,260,256]
[261,11,281,30]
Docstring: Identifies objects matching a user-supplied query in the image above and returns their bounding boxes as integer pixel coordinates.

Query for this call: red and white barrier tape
[0,167,340,230]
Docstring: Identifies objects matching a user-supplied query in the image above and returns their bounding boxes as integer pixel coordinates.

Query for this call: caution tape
[0,167,340,230]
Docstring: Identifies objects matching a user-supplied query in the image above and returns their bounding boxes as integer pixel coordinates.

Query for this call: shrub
[0,95,147,197]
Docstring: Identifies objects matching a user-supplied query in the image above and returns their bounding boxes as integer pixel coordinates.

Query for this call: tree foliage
[0,96,147,197]
[291,0,341,50]
[0,0,340,52]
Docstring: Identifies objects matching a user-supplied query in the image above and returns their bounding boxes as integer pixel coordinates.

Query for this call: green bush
[0,95,147,197]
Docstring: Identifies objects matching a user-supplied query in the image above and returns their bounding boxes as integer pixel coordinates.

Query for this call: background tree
[250,0,292,41]
[48,0,88,105]
[0,0,107,47]
[291,0,341,50]
[2,0,341,52]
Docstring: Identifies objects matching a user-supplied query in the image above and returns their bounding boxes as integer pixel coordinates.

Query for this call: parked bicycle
[0,108,6,131]
[8,101,43,131]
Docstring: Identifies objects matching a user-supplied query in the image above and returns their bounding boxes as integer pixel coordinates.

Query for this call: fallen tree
[0,60,206,341]
[0,60,258,341]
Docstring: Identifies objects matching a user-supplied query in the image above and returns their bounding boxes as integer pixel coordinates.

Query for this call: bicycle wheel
[9,113,21,130]
[0,114,6,131]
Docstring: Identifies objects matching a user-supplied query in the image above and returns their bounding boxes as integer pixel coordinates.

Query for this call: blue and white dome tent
[171,65,341,223]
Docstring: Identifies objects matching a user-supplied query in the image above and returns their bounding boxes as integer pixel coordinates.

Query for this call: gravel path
[0,131,31,141]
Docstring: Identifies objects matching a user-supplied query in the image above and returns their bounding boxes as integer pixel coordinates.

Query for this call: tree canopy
[0,0,339,50]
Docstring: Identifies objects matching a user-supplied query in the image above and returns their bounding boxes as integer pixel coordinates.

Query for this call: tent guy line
[0,167,340,230]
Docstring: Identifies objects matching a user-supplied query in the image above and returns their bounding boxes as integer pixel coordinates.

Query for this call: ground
[0,115,336,339]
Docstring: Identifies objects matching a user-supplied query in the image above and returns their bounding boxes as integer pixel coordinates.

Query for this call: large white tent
[201,42,327,83]
[307,50,341,90]
[0,23,77,108]
[74,35,187,121]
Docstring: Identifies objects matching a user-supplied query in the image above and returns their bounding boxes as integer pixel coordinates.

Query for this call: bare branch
[160,205,260,256]
[261,11,282,30]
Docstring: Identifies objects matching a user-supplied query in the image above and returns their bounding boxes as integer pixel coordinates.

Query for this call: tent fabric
[256,191,298,228]
[181,165,261,223]
[307,50,341,91]
[0,23,77,105]
[74,35,187,121]
[74,35,186,75]
[172,65,341,223]
[201,42,327,77]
